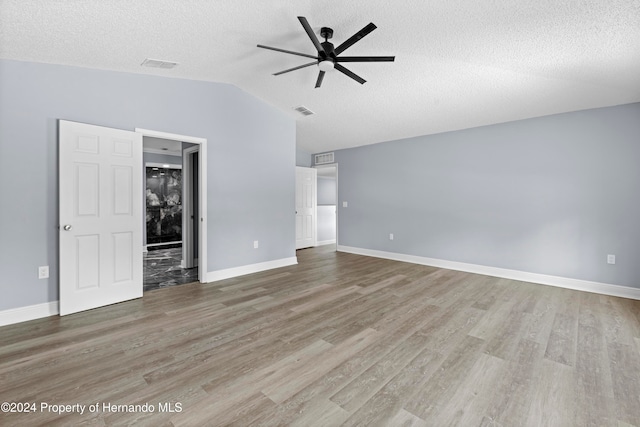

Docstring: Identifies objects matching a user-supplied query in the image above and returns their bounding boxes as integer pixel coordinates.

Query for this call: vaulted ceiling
[1,0,639,154]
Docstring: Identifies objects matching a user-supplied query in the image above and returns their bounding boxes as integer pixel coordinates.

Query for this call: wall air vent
[141,58,179,69]
[315,152,334,165]
[293,105,314,117]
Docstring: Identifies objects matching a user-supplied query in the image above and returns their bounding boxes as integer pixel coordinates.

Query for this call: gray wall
[333,103,640,288]
[296,147,312,167]
[317,176,337,206]
[0,59,296,311]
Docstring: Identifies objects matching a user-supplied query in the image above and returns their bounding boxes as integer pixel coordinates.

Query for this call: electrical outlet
[389,233,394,241]
[38,266,49,279]
[254,240,259,249]
[607,254,616,264]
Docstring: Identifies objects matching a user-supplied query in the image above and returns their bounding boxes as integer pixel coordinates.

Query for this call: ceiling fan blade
[335,56,395,62]
[334,63,366,85]
[298,16,325,53]
[257,44,318,60]
[273,61,318,76]
[315,71,325,88]
[334,23,377,55]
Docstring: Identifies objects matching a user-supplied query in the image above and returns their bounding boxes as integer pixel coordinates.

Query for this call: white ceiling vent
[315,152,334,165]
[141,58,179,69]
[294,105,314,117]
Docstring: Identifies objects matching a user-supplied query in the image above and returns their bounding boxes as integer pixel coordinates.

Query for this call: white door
[295,166,317,249]
[59,120,143,316]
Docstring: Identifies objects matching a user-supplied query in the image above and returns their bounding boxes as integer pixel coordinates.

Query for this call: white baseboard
[1,257,298,327]
[206,257,298,283]
[0,301,59,327]
[317,239,337,246]
[6,249,634,327]
[337,245,640,301]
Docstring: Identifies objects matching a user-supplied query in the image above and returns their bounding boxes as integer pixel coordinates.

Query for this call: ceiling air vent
[294,105,314,117]
[315,152,334,165]
[141,58,179,69]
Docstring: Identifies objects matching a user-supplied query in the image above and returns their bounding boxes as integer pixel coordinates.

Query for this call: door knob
[63,224,73,231]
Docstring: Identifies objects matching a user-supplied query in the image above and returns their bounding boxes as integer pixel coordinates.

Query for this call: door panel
[113,166,133,215]
[295,167,317,249]
[59,120,143,316]
[76,163,99,216]
[76,235,100,289]
[113,232,133,282]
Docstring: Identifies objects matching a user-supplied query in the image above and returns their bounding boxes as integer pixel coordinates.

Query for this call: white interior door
[59,120,143,316]
[295,166,317,249]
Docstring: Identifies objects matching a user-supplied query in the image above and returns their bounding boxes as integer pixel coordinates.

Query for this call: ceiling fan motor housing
[320,41,335,61]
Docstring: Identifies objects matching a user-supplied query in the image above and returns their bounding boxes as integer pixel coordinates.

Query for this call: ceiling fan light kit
[318,60,334,72]
[257,16,395,88]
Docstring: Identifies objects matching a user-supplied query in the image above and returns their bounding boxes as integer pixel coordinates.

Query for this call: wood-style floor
[1,245,640,426]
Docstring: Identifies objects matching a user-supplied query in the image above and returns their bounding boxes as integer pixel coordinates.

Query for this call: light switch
[342,201,348,208]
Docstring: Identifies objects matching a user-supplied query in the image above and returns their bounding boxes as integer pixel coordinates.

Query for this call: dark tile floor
[143,246,198,292]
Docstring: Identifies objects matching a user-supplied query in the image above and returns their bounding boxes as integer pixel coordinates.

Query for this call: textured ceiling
[1,0,639,153]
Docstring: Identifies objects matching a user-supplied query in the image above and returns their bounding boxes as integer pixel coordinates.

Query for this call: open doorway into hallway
[315,164,338,251]
[140,131,207,291]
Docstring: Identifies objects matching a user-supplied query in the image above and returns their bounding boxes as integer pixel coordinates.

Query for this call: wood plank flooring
[1,245,640,426]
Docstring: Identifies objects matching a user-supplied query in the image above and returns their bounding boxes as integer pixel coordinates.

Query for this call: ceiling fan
[257,16,395,88]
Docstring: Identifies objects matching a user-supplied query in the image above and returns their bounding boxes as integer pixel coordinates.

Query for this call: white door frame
[136,128,207,283]
[182,145,199,269]
[313,163,338,248]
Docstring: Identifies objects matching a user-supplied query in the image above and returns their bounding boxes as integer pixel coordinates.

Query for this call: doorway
[137,128,208,290]
[143,152,195,291]
[314,164,338,251]
[58,121,208,315]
